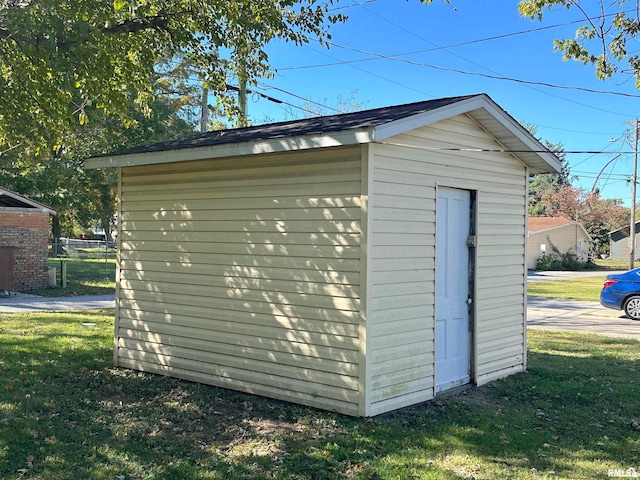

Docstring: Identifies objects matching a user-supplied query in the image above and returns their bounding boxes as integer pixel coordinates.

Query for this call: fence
[49,238,116,284]
[50,238,116,260]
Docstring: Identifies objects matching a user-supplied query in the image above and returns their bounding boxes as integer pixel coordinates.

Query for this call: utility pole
[629,119,639,270]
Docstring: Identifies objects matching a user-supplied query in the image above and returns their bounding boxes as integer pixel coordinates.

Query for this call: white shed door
[435,187,471,393]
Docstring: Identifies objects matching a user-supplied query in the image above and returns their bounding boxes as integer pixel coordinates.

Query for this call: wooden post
[61,260,67,288]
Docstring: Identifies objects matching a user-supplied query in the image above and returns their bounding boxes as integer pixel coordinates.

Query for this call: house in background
[0,187,57,292]
[527,217,591,270]
[87,94,560,417]
[609,221,640,261]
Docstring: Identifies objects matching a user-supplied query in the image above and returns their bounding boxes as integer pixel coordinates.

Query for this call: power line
[323,41,640,99]
[277,12,632,72]
[257,83,342,113]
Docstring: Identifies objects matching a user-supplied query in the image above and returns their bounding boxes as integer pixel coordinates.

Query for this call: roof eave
[373,94,561,175]
[0,188,57,216]
[529,221,592,241]
[86,128,375,169]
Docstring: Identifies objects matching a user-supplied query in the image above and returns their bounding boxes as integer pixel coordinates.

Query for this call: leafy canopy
[518,0,640,85]
[0,0,346,151]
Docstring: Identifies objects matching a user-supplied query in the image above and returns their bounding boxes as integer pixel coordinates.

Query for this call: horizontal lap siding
[527,224,589,269]
[118,147,363,415]
[367,114,527,415]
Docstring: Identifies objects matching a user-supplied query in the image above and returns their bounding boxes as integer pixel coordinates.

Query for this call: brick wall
[0,210,50,291]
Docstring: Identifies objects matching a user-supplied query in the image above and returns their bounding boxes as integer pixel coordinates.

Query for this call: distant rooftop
[528,217,573,232]
[0,187,57,215]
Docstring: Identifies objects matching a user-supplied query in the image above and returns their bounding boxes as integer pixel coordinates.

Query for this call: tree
[539,185,629,255]
[521,123,572,216]
[528,139,571,216]
[518,0,640,85]
[0,97,194,237]
[0,0,349,152]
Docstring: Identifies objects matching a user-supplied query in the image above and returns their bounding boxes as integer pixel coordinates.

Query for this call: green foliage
[536,237,595,271]
[0,0,348,151]
[0,314,638,479]
[518,0,640,84]
[530,187,629,256]
[0,97,194,236]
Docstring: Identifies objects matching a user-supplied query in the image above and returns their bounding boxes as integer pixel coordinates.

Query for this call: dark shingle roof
[106,95,478,158]
[0,187,56,215]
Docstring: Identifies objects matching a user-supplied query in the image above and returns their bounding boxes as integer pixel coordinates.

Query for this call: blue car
[600,268,640,320]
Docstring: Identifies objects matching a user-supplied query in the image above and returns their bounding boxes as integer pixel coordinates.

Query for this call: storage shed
[86,94,561,416]
[527,217,591,269]
[0,187,57,292]
[609,221,640,261]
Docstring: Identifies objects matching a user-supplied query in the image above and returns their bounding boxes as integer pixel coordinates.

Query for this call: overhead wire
[323,40,640,100]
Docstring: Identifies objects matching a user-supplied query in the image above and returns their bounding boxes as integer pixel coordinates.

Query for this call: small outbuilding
[527,217,591,269]
[0,187,57,292]
[87,94,560,416]
[609,221,640,261]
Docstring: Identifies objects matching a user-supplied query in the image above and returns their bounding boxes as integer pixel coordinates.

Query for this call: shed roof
[528,216,591,241]
[0,187,57,215]
[86,93,561,175]
[609,220,640,241]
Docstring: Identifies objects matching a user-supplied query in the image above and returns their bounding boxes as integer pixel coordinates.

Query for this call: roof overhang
[0,187,57,215]
[373,95,561,175]
[86,129,374,169]
[86,94,561,175]
[529,221,592,241]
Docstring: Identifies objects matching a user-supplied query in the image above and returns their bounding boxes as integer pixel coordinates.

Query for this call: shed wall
[610,233,640,261]
[527,224,590,269]
[366,113,528,415]
[117,147,363,415]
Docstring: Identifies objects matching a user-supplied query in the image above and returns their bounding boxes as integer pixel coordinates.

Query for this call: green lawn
[30,258,116,297]
[0,310,638,479]
[527,276,608,302]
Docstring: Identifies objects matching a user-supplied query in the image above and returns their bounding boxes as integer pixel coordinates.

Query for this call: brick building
[0,187,56,292]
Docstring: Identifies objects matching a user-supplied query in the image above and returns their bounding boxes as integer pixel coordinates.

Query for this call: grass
[1,310,639,479]
[30,258,116,297]
[593,258,638,270]
[528,276,609,302]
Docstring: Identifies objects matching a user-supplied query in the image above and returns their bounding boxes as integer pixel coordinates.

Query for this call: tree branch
[100,14,169,35]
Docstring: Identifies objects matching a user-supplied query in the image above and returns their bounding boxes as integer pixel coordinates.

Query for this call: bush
[535,238,594,271]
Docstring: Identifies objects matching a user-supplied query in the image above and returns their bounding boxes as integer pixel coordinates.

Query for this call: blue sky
[241,0,640,207]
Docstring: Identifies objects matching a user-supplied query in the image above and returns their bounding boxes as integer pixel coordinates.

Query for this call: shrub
[535,237,594,271]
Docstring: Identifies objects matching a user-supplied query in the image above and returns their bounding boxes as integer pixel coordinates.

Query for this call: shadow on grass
[0,317,638,479]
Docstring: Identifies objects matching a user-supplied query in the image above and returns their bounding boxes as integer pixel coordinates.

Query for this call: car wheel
[624,296,640,320]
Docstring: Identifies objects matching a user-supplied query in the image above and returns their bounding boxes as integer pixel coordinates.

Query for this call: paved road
[1,274,638,340]
[527,296,640,340]
[527,269,625,282]
[0,292,115,313]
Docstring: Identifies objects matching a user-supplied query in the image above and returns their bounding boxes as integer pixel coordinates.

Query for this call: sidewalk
[0,292,115,313]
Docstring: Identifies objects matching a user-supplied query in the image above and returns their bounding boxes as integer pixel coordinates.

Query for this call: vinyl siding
[116,146,363,415]
[366,114,528,415]
[610,233,640,261]
[527,223,591,269]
